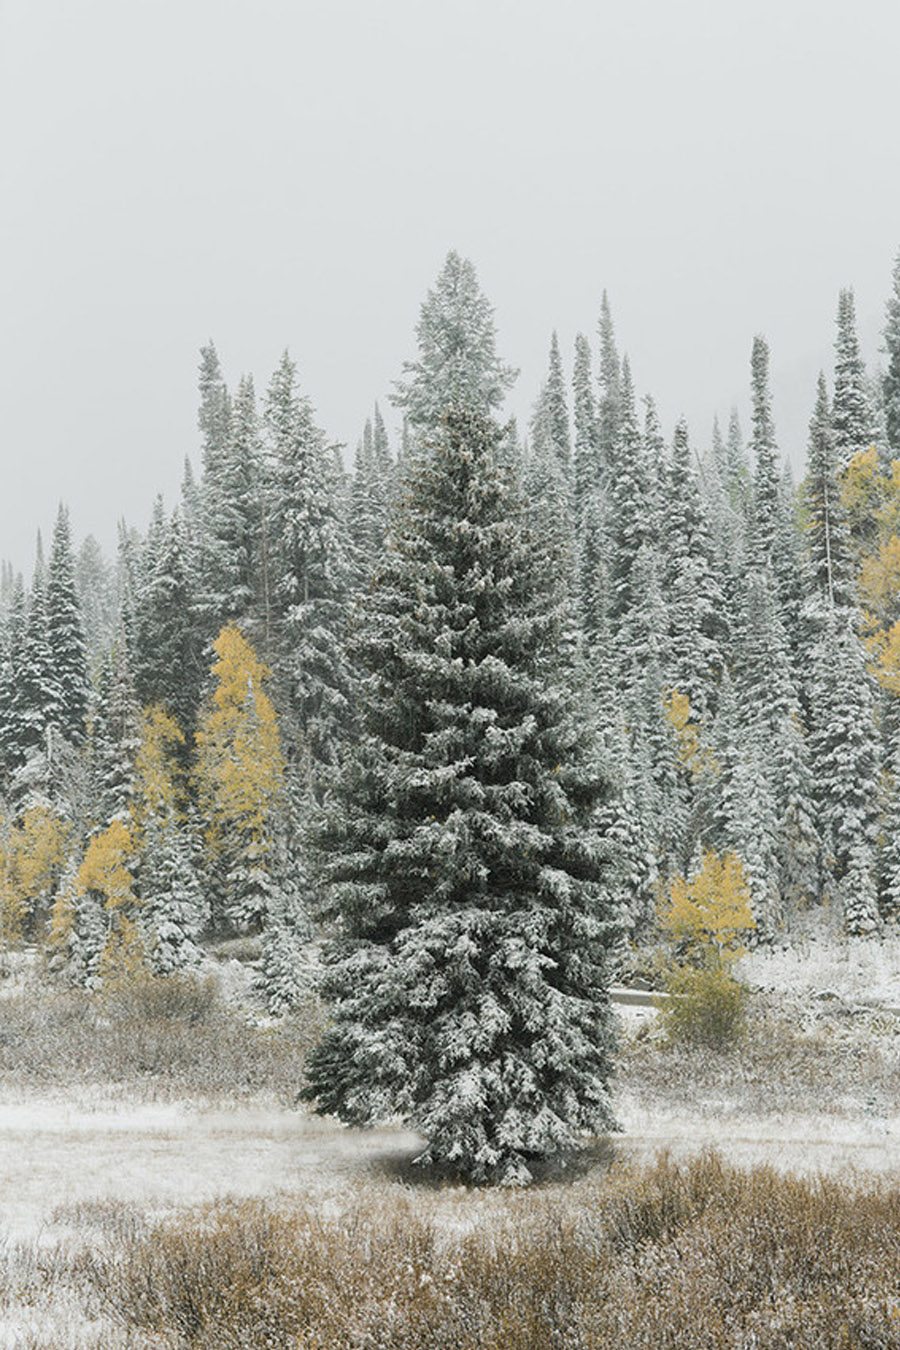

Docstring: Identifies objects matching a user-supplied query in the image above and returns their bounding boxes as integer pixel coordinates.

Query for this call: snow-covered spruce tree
[607,357,654,631]
[197,372,264,635]
[265,351,352,775]
[808,611,881,933]
[47,506,88,746]
[9,541,61,782]
[710,671,781,934]
[596,291,620,484]
[530,332,571,478]
[304,410,620,1185]
[663,418,725,718]
[833,287,872,467]
[90,638,141,829]
[133,508,204,736]
[136,816,203,973]
[884,249,900,457]
[0,574,26,791]
[393,251,517,436]
[802,372,855,611]
[572,332,599,508]
[749,335,780,568]
[197,341,231,480]
[75,535,117,662]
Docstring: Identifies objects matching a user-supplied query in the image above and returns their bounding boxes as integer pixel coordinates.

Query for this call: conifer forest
[6,4,900,1342]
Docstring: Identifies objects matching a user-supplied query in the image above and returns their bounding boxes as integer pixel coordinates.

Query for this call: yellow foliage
[194,625,285,856]
[48,889,76,952]
[0,807,69,944]
[76,820,136,911]
[133,705,185,829]
[660,850,755,966]
[663,689,713,777]
[98,915,148,988]
[858,535,900,625]
[841,446,884,552]
[867,620,900,696]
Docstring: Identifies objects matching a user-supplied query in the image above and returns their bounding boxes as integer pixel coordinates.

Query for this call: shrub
[658,964,748,1048]
[83,1155,900,1349]
[101,971,219,1026]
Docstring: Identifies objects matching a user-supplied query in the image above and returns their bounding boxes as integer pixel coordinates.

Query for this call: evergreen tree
[596,291,620,481]
[608,357,652,627]
[808,613,881,933]
[883,248,900,456]
[10,541,61,777]
[0,575,26,791]
[75,535,116,660]
[91,638,141,828]
[305,410,620,1185]
[393,251,517,434]
[264,351,351,771]
[803,372,854,609]
[198,373,264,631]
[572,332,599,506]
[530,331,571,476]
[137,816,204,972]
[750,335,779,566]
[197,341,231,479]
[832,287,871,466]
[663,419,724,718]
[46,506,88,745]
[133,510,203,735]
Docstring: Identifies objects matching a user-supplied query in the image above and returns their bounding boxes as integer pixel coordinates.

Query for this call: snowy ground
[1,1079,897,1251]
[736,926,900,1009]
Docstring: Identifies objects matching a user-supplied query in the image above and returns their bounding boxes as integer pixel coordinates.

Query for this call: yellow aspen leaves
[194,625,285,857]
[660,849,755,966]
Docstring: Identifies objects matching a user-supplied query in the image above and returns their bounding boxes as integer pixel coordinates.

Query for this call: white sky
[2,0,899,571]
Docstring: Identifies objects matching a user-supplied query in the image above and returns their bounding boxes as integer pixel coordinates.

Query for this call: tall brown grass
[84,1153,900,1349]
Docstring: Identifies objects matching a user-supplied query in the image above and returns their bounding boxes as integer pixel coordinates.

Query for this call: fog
[2,0,899,569]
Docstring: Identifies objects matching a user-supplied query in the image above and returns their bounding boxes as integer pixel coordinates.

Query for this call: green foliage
[658,963,748,1048]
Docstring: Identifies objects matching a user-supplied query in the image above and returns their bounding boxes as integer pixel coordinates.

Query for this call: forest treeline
[2,250,900,1013]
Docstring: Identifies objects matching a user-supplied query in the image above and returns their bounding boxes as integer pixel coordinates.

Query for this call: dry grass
[68,1153,900,1349]
[623,998,900,1118]
[0,975,323,1104]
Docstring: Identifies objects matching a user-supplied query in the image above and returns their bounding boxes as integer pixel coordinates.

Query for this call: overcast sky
[2,0,900,571]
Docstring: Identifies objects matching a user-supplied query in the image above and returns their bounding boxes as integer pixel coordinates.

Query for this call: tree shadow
[364,1135,622,1190]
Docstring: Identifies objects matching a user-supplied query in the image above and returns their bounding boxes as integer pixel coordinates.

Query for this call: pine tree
[879,722,900,921]
[750,335,780,566]
[530,332,571,476]
[723,406,752,519]
[47,506,88,745]
[608,357,653,628]
[596,291,620,482]
[883,249,900,457]
[663,419,725,718]
[10,541,61,778]
[75,535,116,660]
[572,333,599,506]
[198,373,264,632]
[833,287,872,466]
[304,409,620,1185]
[137,816,204,972]
[393,251,517,434]
[133,509,203,735]
[808,613,881,933]
[0,575,26,791]
[91,638,141,828]
[264,352,351,772]
[197,341,231,479]
[803,372,854,609]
